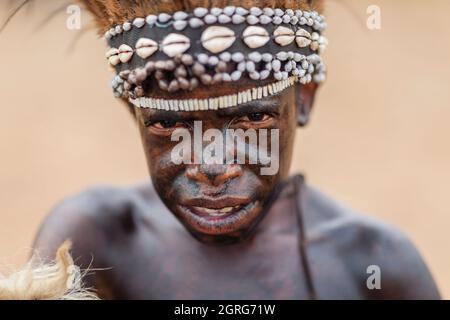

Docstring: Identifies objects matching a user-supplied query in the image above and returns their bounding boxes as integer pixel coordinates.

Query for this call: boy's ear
[295,81,319,127]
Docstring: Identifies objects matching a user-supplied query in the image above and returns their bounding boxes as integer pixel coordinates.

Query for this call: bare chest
[101,231,313,299]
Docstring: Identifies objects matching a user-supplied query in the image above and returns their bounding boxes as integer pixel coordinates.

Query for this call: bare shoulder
[302,184,441,299]
[32,182,165,264]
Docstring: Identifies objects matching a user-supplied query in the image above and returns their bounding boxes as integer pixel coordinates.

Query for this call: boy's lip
[189,205,245,217]
[179,196,254,220]
[180,196,252,210]
[178,201,258,224]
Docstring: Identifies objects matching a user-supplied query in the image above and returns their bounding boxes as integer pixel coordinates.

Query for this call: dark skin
[32,79,441,299]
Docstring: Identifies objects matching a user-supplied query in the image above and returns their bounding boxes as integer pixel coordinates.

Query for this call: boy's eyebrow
[216,97,281,117]
[141,110,188,122]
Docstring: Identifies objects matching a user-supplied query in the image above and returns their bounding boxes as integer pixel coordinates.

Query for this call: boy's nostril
[185,164,242,186]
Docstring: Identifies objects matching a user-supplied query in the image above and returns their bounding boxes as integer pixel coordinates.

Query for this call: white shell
[236,7,249,15]
[201,26,236,54]
[263,8,274,16]
[123,22,132,31]
[273,26,295,46]
[296,29,311,38]
[118,44,133,63]
[146,15,157,25]
[295,29,312,48]
[173,11,188,20]
[158,13,171,23]
[189,18,204,28]
[106,48,120,66]
[173,20,188,31]
[296,37,312,47]
[310,41,320,51]
[223,6,236,16]
[194,7,208,18]
[133,17,145,28]
[105,47,118,58]
[204,14,217,24]
[242,26,270,49]
[232,14,246,24]
[210,7,222,16]
[259,15,272,24]
[246,15,259,25]
[161,33,191,57]
[135,38,158,59]
[318,36,328,53]
[250,7,263,16]
[218,14,232,24]
[109,56,120,66]
[319,36,328,45]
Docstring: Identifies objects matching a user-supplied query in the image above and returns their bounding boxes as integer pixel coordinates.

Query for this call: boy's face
[134,79,312,244]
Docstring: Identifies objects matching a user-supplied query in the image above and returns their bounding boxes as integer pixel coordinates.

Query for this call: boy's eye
[232,112,275,129]
[145,119,189,134]
[246,113,269,122]
[148,119,190,129]
[152,120,178,129]
[240,113,273,123]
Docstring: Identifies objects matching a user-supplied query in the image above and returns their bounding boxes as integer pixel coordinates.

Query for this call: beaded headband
[106,6,328,111]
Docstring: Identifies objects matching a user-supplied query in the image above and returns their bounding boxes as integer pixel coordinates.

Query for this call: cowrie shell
[158,13,171,23]
[173,11,188,20]
[133,17,145,28]
[189,18,204,28]
[161,33,191,57]
[173,20,188,31]
[295,29,312,48]
[135,38,158,59]
[232,14,246,24]
[108,56,120,66]
[194,7,208,18]
[106,48,120,66]
[242,26,270,49]
[273,26,295,46]
[105,48,118,58]
[310,41,320,51]
[201,26,236,54]
[311,32,320,41]
[118,44,133,63]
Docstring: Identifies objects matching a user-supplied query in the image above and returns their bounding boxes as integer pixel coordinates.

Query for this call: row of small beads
[105,7,326,40]
[128,76,298,111]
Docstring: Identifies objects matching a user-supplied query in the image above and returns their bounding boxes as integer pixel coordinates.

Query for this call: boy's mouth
[176,196,260,234]
[179,196,254,220]
[189,203,250,219]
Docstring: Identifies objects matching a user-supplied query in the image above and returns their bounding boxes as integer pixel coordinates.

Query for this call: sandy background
[0,0,449,298]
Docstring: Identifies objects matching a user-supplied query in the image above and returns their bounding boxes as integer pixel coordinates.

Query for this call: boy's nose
[185,164,242,187]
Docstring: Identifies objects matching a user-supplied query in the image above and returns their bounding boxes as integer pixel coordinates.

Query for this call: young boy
[33,0,440,299]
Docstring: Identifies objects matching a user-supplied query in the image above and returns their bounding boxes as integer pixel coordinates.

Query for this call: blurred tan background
[0,0,449,298]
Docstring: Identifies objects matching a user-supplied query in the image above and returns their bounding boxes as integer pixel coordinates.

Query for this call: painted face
[133,78,311,244]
